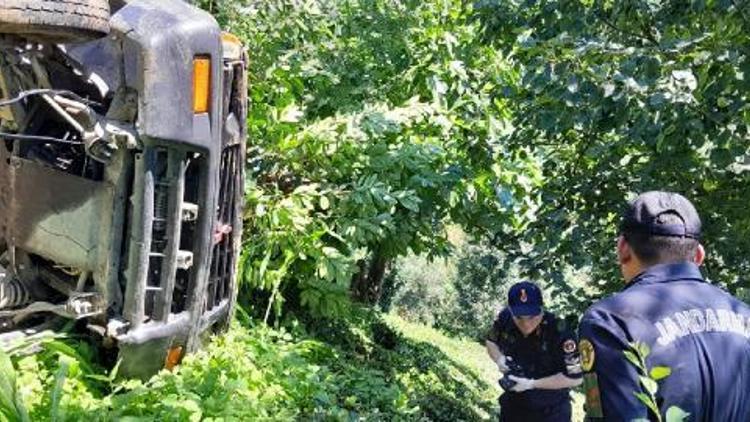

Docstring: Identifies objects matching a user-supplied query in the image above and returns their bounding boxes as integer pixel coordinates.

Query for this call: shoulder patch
[579,339,595,371]
[563,339,577,353]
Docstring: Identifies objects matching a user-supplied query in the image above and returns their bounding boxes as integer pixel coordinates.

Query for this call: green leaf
[634,392,653,408]
[623,350,641,368]
[278,103,304,123]
[639,376,658,396]
[635,342,651,359]
[650,366,672,381]
[634,391,661,419]
[0,348,29,422]
[50,356,71,422]
[398,195,421,212]
[320,195,330,210]
[665,406,691,422]
[0,350,18,420]
[258,249,272,284]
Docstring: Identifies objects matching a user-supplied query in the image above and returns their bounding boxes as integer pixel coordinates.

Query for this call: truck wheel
[0,0,110,43]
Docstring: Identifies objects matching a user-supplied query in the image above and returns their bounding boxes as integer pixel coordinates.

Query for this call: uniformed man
[486,281,583,422]
[579,191,750,421]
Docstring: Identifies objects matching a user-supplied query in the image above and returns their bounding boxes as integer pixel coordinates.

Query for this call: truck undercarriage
[0,0,246,377]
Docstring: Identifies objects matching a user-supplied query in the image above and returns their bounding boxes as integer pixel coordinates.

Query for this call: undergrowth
[1,310,497,421]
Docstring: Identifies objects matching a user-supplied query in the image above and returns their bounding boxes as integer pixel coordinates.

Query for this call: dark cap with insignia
[508,281,543,316]
[620,191,701,239]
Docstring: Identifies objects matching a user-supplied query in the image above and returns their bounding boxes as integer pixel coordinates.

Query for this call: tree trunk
[351,248,389,304]
[350,259,368,301]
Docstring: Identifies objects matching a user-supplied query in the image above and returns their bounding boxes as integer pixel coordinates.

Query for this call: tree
[222,0,529,316]
[213,0,750,320]
[478,0,750,303]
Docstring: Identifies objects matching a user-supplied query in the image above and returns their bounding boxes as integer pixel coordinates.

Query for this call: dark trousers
[499,395,572,422]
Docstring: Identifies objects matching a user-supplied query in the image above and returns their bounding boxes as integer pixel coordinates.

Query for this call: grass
[385,314,500,396]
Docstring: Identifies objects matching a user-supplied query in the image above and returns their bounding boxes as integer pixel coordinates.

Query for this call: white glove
[495,355,509,373]
[509,375,536,392]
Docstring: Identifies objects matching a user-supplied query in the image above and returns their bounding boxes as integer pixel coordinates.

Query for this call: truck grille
[206,143,242,310]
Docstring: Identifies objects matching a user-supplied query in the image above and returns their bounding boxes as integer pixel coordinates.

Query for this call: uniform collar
[625,261,704,289]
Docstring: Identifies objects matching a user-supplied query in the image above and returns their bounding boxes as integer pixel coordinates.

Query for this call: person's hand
[508,375,535,392]
[495,355,509,373]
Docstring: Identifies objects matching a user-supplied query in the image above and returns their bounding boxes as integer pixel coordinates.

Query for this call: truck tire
[0,0,110,43]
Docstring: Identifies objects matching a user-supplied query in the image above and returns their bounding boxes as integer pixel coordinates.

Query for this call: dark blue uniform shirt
[579,262,750,421]
[488,309,583,409]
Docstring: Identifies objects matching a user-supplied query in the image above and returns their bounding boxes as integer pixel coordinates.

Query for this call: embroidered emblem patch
[580,339,595,371]
[520,288,528,303]
[563,339,577,353]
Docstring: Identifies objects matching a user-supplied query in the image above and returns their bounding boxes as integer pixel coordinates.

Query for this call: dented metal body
[0,0,246,378]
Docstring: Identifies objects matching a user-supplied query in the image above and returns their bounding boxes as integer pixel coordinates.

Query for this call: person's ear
[617,236,632,265]
[694,243,705,265]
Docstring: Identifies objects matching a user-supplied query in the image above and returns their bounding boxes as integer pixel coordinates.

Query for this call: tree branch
[598,15,658,47]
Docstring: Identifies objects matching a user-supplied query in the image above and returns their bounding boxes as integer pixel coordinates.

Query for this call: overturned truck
[0,0,246,377]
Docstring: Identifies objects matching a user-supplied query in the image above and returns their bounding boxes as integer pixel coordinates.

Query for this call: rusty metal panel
[8,157,113,270]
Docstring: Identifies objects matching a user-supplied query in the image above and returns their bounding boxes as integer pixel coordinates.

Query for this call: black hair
[622,212,699,265]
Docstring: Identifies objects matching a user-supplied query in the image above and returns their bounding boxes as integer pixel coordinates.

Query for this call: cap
[508,281,543,316]
[620,191,701,239]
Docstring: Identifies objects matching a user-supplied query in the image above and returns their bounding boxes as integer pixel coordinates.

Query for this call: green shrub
[5,312,496,421]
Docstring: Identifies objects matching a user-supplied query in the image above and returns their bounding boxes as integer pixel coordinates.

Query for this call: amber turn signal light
[165,345,184,370]
[193,57,211,113]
